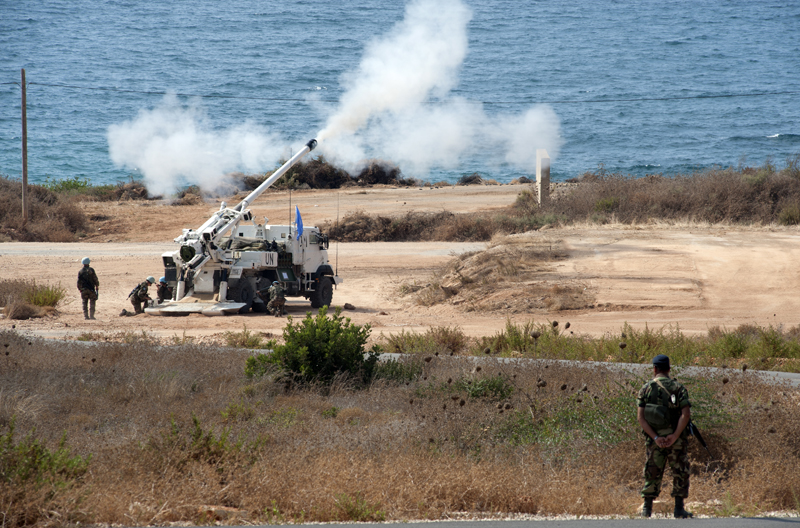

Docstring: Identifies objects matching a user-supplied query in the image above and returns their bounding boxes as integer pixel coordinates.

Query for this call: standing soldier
[156,277,173,304]
[76,257,99,320]
[127,276,155,315]
[636,354,693,519]
[266,280,286,317]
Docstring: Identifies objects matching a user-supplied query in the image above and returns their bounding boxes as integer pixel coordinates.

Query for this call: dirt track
[2,184,800,341]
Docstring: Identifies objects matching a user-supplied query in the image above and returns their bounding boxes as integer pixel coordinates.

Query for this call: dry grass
[0,279,66,319]
[548,159,800,225]
[323,160,800,244]
[0,177,87,242]
[1,327,799,525]
[399,234,594,314]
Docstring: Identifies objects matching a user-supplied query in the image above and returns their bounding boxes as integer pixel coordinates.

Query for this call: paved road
[223,517,799,527]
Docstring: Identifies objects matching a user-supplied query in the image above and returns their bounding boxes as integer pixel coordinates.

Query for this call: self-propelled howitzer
[146,138,342,316]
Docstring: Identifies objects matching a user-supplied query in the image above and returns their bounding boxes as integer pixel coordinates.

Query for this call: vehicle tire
[310,276,333,308]
[230,281,255,314]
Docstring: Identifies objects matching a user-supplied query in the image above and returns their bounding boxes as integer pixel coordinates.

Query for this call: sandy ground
[2,184,800,341]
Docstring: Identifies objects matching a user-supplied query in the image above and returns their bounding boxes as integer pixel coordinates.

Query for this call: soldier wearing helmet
[156,276,173,304]
[76,257,99,320]
[264,280,286,317]
[126,276,156,315]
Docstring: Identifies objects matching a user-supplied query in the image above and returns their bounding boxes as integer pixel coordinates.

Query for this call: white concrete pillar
[536,149,550,205]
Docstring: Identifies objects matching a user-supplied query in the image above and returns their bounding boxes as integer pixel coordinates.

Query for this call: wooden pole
[536,149,550,205]
[21,68,28,225]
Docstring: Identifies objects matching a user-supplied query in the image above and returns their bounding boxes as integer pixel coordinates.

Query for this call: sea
[1,0,799,189]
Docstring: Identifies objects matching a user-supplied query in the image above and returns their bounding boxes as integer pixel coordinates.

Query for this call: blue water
[1,0,799,187]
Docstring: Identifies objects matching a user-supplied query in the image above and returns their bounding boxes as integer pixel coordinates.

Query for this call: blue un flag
[295,206,303,240]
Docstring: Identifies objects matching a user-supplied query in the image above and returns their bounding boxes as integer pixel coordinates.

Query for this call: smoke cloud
[315,0,564,178]
[107,96,289,196]
[107,0,564,192]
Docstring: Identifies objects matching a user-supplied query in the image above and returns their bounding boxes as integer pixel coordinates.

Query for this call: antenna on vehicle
[335,191,340,277]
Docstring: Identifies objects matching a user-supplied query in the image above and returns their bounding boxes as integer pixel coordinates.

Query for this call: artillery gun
[146,138,341,316]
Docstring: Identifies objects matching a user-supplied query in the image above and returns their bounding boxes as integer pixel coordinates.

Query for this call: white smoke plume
[316,0,564,177]
[107,95,288,196]
[107,0,564,191]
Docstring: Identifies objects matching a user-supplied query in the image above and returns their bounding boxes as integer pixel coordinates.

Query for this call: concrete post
[536,149,550,205]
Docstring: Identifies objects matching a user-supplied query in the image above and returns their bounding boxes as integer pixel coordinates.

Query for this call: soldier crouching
[126,276,156,315]
[258,280,286,317]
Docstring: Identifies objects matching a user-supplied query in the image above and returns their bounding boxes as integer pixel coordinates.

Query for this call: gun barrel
[236,138,317,212]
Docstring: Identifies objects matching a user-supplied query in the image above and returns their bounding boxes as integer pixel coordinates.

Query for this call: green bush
[1,417,90,486]
[0,279,66,308]
[245,306,380,386]
[24,280,66,307]
[42,175,91,193]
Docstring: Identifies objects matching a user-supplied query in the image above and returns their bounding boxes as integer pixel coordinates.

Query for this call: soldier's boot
[674,497,693,519]
[89,308,96,320]
[83,309,90,320]
[642,497,653,518]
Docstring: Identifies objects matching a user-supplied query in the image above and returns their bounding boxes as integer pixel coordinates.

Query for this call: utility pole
[21,68,28,225]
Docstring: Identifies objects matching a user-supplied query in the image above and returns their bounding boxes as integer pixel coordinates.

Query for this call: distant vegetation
[0,174,153,242]
[3,154,799,242]
[327,155,800,242]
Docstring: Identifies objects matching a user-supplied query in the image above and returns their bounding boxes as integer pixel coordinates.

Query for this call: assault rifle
[688,421,712,458]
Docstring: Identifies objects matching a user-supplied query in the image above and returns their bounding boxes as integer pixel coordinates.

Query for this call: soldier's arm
[637,407,660,443]
[664,406,691,447]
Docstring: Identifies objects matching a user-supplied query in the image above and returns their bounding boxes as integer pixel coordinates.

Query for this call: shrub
[224,324,271,349]
[0,176,87,241]
[0,417,90,527]
[42,175,91,193]
[23,281,66,307]
[0,418,90,485]
[454,374,515,400]
[3,301,44,320]
[384,326,471,356]
[778,202,800,226]
[245,306,380,386]
[334,492,386,522]
[373,357,424,383]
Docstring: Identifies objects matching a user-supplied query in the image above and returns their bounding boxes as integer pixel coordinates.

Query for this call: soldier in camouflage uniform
[156,277,173,304]
[266,281,286,317]
[636,354,693,518]
[128,276,155,315]
[77,257,99,320]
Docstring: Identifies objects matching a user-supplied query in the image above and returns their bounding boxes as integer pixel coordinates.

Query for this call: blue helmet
[159,277,167,283]
[81,257,90,265]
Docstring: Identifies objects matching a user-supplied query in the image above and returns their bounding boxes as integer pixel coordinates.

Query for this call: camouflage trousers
[131,297,148,314]
[80,289,97,316]
[267,297,285,315]
[641,436,690,498]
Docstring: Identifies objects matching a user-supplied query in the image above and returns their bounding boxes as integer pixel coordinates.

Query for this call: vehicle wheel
[310,276,333,308]
[230,281,255,314]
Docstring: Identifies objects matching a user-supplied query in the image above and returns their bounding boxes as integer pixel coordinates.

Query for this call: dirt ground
[2,183,800,342]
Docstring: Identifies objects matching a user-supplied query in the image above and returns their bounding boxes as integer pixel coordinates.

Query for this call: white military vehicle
[146,138,341,316]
